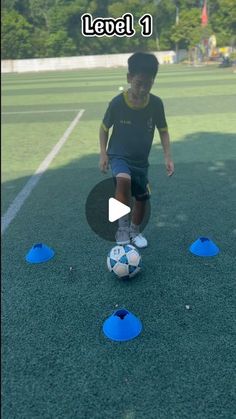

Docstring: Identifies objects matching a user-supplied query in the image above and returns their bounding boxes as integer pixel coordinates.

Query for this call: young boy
[99,52,174,248]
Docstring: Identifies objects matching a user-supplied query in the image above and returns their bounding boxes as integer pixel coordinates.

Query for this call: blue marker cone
[26,243,55,263]
[189,237,220,257]
[103,308,142,342]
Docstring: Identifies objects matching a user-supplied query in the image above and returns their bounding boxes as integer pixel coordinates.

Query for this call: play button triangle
[108,198,131,223]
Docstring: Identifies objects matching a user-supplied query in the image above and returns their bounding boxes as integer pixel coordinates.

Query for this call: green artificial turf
[2,64,236,419]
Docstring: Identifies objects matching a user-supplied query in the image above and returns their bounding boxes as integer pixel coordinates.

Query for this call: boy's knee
[116,173,131,180]
[115,174,131,196]
[115,174,131,188]
[135,191,150,201]
[135,185,151,202]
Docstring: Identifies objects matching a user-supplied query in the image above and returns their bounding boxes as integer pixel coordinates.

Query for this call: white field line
[2,109,79,115]
[1,109,85,235]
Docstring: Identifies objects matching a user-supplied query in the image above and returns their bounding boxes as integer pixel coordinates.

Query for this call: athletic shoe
[115,227,130,245]
[130,233,148,248]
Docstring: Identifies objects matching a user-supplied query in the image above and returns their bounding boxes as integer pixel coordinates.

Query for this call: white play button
[108,198,131,222]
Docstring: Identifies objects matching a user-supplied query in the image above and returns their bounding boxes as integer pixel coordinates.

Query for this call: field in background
[2,64,236,419]
[2,64,236,212]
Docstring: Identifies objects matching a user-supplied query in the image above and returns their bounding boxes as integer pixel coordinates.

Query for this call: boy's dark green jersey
[102,91,168,167]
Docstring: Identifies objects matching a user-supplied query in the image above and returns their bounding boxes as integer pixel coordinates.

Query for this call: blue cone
[189,237,220,257]
[103,308,142,341]
[26,243,55,263]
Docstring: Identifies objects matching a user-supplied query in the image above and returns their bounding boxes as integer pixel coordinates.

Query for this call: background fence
[1,50,187,73]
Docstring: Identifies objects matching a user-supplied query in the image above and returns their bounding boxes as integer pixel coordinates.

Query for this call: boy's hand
[165,158,174,177]
[99,153,109,173]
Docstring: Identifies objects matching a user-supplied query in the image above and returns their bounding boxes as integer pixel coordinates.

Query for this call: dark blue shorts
[110,157,150,201]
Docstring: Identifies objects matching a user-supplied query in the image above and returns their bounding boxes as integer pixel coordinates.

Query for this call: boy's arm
[99,124,109,173]
[159,129,174,177]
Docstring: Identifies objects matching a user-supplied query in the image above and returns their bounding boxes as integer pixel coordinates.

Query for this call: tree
[1,0,236,59]
[28,0,56,28]
[1,10,34,58]
[107,0,157,53]
[210,0,236,46]
[45,30,77,57]
[170,8,211,49]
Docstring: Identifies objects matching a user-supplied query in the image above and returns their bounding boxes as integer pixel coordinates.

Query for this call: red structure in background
[201,0,208,26]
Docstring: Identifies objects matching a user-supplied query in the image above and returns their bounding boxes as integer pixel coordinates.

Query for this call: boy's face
[127,73,154,100]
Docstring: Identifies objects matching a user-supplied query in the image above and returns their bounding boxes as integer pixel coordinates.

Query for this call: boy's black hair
[128,52,159,78]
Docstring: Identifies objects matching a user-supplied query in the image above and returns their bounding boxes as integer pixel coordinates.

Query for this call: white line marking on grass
[2,109,79,115]
[1,109,85,235]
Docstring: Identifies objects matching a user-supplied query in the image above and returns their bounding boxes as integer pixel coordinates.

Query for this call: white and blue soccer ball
[107,244,141,279]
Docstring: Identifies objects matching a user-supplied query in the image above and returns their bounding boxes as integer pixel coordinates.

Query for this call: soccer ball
[107,244,141,279]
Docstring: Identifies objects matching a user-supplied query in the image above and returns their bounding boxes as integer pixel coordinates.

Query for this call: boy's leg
[109,158,132,245]
[130,173,150,248]
[130,198,148,248]
[115,174,131,244]
[131,199,146,226]
[115,173,131,205]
